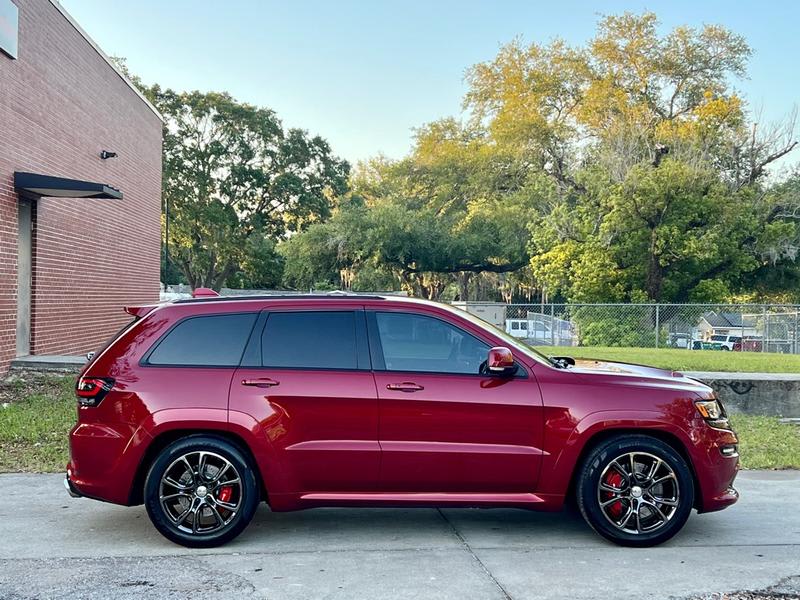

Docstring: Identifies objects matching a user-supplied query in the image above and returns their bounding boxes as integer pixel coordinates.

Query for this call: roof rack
[173,293,388,304]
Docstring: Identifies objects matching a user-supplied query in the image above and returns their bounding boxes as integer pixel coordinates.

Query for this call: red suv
[66,295,739,548]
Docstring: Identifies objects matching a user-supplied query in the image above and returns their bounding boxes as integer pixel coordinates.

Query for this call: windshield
[450,307,554,367]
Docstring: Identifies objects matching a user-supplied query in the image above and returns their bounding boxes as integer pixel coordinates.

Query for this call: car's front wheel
[576,435,694,547]
[144,435,259,548]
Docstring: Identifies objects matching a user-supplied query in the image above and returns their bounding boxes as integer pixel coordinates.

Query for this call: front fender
[536,409,696,499]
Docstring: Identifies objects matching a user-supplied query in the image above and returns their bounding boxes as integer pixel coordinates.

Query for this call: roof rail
[174,293,388,304]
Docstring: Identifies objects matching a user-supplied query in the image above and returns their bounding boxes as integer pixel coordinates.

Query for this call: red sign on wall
[0,0,18,59]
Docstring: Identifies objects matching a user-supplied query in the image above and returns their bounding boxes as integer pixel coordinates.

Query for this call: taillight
[75,377,115,406]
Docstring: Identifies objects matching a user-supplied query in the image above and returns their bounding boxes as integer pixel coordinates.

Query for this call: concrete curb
[9,355,85,372]
[687,372,800,417]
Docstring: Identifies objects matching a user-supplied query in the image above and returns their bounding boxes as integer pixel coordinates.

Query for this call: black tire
[144,435,259,548]
[576,435,694,547]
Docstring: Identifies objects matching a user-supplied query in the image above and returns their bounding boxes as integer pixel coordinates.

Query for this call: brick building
[0,0,162,374]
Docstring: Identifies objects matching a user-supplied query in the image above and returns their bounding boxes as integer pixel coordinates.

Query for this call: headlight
[695,399,730,429]
[695,399,722,420]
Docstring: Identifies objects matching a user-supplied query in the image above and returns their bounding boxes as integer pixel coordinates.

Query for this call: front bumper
[692,420,740,513]
[703,485,739,512]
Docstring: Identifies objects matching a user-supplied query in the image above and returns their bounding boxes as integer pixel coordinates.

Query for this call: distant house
[696,311,758,340]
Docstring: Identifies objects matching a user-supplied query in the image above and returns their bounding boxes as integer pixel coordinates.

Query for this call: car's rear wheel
[576,435,694,547]
[144,435,259,548]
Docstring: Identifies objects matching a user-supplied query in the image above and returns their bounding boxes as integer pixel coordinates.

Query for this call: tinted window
[262,311,358,370]
[376,312,489,374]
[148,313,257,366]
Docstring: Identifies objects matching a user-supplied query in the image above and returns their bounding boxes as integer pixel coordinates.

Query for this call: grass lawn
[729,415,800,470]
[0,374,75,473]
[0,374,798,472]
[534,345,800,373]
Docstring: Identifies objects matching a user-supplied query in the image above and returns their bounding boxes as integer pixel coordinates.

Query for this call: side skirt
[267,491,565,511]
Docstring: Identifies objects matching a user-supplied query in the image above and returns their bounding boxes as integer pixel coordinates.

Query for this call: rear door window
[146,313,257,366]
[261,311,359,370]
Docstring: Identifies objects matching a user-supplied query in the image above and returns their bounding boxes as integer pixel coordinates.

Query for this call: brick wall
[0,0,162,373]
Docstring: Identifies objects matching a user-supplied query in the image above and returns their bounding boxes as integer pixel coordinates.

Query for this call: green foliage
[528,159,784,302]
[464,12,798,302]
[225,236,284,289]
[689,279,732,303]
[570,307,657,347]
[282,122,541,299]
[145,87,349,290]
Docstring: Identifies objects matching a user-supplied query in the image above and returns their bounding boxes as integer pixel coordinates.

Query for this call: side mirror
[487,346,517,376]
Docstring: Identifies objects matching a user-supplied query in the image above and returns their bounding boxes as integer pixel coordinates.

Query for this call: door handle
[386,382,424,392]
[241,378,280,388]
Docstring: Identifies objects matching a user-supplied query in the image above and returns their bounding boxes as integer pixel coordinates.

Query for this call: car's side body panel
[230,368,380,493]
[375,371,545,492]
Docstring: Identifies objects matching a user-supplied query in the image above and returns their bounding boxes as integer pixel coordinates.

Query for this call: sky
[62,0,800,167]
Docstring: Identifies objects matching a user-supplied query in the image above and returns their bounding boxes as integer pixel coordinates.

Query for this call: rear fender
[131,408,285,506]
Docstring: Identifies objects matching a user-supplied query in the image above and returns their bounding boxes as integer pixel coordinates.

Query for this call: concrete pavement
[0,470,798,599]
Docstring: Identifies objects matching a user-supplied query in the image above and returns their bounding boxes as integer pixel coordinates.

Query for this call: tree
[464,12,798,301]
[144,87,349,290]
[198,12,799,303]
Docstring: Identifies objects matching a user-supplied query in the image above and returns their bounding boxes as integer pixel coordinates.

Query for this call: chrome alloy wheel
[597,451,680,535]
[159,451,243,535]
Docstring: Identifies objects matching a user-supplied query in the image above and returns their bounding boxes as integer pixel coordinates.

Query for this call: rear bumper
[64,473,82,498]
[67,419,151,505]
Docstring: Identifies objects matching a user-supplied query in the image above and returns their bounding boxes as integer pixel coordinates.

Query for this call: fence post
[550,303,555,347]
[762,306,768,353]
[654,304,660,349]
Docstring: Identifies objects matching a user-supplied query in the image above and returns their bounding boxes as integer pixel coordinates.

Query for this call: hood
[568,358,712,395]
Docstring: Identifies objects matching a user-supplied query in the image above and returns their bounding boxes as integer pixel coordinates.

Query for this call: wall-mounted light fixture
[100,150,118,160]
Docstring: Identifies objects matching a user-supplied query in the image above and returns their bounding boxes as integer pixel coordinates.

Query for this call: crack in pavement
[437,508,514,600]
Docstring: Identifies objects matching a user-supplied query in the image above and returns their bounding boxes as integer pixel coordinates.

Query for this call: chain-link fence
[451,302,800,353]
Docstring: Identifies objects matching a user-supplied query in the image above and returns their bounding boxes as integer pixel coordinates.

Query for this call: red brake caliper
[603,470,624,518]
[217,485,233,504]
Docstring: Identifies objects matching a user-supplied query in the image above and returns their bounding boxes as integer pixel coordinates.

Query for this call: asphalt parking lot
[0,470,798,599]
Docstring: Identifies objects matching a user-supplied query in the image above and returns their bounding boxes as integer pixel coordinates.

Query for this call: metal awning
[14,171,123,200]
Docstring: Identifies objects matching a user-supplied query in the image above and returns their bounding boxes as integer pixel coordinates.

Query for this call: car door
[230,307,379,493]
[369,309,545,493]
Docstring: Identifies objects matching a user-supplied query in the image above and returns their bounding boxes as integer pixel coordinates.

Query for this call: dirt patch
[0,372,74,406]
[687,576,800,599]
